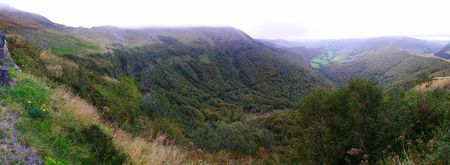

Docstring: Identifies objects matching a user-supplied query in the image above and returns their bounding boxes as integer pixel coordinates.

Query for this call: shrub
[190,123,220,152]
[77,125,128,165]
[292,79,384,164]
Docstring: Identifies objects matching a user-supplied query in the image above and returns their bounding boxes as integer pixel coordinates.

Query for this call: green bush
[272,79,450,164]
[77,125,128,165]
[190,123,220,152]
[191,121,273,155]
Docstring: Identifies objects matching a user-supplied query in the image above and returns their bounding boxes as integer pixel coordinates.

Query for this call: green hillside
[319,47,450,88]
[0,5,329,161]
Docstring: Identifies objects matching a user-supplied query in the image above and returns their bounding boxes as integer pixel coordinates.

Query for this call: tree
[293,79,384,164]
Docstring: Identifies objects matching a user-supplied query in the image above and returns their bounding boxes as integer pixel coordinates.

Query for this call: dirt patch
[414,76,450,91]
[0,105,41,164]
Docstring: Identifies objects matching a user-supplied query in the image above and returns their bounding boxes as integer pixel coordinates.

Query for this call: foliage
[4,23,449,164]
[89,75,143,128]
[112,39,324,135]
[74,125,128,165]
[266,79,449,164]
[7,36,43,75]
[191,121,274,155]
[7,35,151,135]
[44,157,66,165]
[0,72,130,164]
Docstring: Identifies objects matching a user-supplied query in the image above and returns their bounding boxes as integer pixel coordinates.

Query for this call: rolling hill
[265,37,450,88]
[267,37,446,68]
[319,46,450,88]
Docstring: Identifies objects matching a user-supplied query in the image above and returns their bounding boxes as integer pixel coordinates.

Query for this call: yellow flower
[27,100,32,104]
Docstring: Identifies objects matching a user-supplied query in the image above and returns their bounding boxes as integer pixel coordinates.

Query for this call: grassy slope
[0,71,125,164]
[0,70,218,164]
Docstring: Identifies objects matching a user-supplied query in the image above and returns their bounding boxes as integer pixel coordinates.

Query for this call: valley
[0,4,448,165]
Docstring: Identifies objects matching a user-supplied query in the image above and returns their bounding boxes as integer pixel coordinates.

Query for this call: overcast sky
[1,0,449,39]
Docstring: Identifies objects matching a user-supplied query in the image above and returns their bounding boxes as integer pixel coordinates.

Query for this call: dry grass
[101,75,119,83]
[50,86,100,126]
[19,73,266,165]
[414,76,450,91]
[27,75,259,165]
[50,86,201,165]
[39,52,80,79]
[111,129,194,165]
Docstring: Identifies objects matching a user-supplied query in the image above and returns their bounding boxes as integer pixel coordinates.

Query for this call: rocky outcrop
[0,66,9,85]
[0,32,20,86]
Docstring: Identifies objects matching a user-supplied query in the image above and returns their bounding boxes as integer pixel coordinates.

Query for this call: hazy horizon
[2,0,450,40]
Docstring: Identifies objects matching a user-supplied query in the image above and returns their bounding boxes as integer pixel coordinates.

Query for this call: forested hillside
[0,5,330,162]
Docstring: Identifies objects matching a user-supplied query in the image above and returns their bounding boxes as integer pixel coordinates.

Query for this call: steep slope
[0,5,328,157]
[88,27,327,129]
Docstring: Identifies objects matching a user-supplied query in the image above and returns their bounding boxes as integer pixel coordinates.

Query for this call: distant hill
[258,39,315,48]
[0,4,62,28]
[267,36,442,54]
[320,47,450,88]
[434,44,450,59]
[267,36,446,70]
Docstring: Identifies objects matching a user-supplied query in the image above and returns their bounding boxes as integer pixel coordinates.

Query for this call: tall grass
[51,87,197,164]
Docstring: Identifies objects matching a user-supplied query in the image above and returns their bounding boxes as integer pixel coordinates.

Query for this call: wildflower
[27,100,32,104]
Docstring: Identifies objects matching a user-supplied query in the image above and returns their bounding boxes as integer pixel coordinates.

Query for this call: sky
[1,0,450,40]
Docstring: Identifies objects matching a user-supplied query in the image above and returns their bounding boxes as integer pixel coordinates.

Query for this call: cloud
[1,0,450,39]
